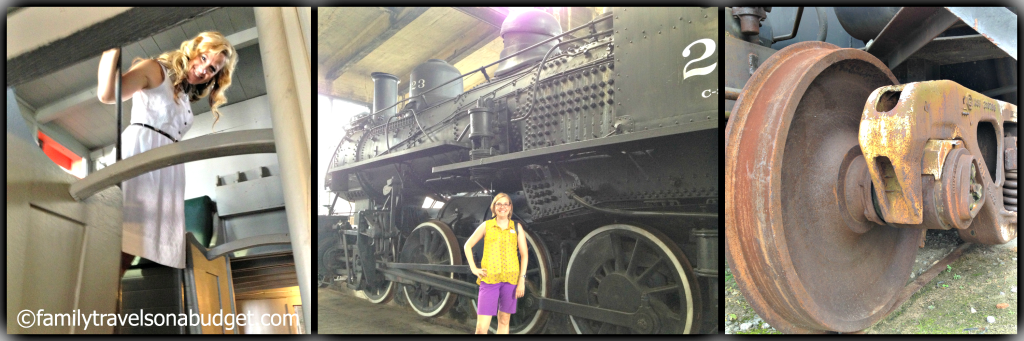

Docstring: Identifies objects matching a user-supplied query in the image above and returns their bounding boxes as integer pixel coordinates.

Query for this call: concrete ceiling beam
[453,7,508,29]
[322,7,430,80]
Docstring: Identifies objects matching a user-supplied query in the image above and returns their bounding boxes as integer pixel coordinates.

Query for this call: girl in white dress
[97,31,238,274]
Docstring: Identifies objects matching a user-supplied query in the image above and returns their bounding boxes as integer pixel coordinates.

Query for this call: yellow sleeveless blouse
[477,219,520,285]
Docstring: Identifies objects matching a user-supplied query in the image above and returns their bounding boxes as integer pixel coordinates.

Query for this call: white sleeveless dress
[120,64,194,269]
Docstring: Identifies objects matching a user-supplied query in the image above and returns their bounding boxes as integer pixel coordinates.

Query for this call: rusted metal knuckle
[860,80,1017,231]
[859,83,923,225]
[726,41,918,333]
[856,80,1015,244]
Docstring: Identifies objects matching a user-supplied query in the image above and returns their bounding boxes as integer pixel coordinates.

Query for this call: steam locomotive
[320,7,719,334]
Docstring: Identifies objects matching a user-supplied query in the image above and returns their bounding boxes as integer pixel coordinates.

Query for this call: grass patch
[914,316,962,334]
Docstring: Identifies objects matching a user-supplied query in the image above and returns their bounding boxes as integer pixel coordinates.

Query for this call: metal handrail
[115,47,123,164]
[69,129,276,201]
[356,13,615,122]
[187,232,292,261]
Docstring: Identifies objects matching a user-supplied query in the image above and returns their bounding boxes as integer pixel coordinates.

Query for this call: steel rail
[879,242,974,321]
[834,242,974,333]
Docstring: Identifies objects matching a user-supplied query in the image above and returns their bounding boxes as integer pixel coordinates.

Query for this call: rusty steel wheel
[725,41,921,333]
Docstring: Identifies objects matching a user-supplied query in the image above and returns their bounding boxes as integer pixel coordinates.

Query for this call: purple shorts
[477,281,517,316]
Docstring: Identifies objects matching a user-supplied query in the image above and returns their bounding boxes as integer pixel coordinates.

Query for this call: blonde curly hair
[134,31,238,127]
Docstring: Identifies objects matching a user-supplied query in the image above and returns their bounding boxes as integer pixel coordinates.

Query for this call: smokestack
[371,72,399,121]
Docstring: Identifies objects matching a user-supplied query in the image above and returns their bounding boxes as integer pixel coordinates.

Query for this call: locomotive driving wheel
[471,228,553,334]
[356,240,397,304]
[318,245,346,288]
[565,224,702,334]
[401,220,463,317]
[724,41,921,333]
[318,234,340,288]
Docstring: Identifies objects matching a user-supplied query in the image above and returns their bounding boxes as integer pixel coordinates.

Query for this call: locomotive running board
[432,121,715,175]
[329,140,470,174]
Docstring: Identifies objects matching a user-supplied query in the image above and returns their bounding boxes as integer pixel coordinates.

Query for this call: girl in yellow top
[463,193,529,334]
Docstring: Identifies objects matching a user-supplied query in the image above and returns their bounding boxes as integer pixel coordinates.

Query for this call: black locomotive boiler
[321,7,719,334]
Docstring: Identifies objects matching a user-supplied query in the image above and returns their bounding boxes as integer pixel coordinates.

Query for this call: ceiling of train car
[318,7,605,107]
[9,7,265,151]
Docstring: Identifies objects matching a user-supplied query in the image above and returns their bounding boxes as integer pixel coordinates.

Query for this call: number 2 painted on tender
[682,38,717,80]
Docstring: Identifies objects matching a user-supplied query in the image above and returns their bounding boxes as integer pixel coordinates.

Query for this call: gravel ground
[724,229,1018,334]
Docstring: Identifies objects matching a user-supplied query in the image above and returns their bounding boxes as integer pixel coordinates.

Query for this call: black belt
[131,123,178,143]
